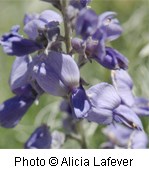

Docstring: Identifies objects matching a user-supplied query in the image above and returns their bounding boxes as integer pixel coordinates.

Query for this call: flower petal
[39,10,63,23]
[102,123,132,147]
[9,55,32,91]
[132,97,149,116]
[86,107,113,124]
[33,52,80,97]
[102,123,148,148]
[113,105,143,130]
[99,47,128,70]
[131,130,148,149]
[70,86,91,119]
[87,82,121,109]
[111,69,134,106]
[85,83,121,124]
[98,11,123,41]
[24,19,45,40]
[0,26,42,56]
[23,13,39,25]
[76,9,98,39]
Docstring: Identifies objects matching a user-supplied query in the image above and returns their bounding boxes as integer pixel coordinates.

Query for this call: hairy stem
[61,0,71,54]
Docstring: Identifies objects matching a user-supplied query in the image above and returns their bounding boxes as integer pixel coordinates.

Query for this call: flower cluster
[0,0,148,149]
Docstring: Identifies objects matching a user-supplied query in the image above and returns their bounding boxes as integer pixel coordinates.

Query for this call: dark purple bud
[86,83,121,124]
[33,52,80,97]
[97,47,128,70]
[71,37,84,54]
[98,11,123,41]
[111,69,134,107]
[80,0,92,7]
[0,95,35,128]
[76,9,98,39]
[70,0,91,9]
[24,124,52,149]
[113,105,143,130]
[70,86,91,119]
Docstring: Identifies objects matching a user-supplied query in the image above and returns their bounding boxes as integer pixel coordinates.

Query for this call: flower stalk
[61,0,71,54]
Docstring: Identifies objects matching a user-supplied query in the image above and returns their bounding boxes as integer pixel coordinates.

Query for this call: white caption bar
[0,149,148,179]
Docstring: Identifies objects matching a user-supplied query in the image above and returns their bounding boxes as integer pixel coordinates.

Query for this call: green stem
[61,0,71,54]
[76,121,87,149]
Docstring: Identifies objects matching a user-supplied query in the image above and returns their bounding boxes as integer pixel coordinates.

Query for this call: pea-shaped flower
[76,82,143,129]
[86,83,121,125]
[0,25,42,56]
[102,123,148,149]
[32,51,80,97]
[24,10,62,40]
[111,69,149,116]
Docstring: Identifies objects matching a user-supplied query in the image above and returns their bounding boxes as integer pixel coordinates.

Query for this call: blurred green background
[0,0,149,148]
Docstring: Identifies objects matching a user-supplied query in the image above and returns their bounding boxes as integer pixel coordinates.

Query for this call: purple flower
[98,11,123,41]
[70,86,91,119]
[85,83,121,125]
[0,25,42,56]
[95,47,128,70]
[0,84,37,128]
[24,124,52,149]
[71,37,84,53]
[70,82,142,129]
[80,0,92,7]
[113,104,143,130]
[9,55,33,92]
[102,123,148,149]
[70,0,92,9]
[23,13,39,25]
[73,9,125,70]
[32,51,80,97]
[132,97,149,116]
[76,9,98,39]
[111,69,134,106]
[24,10,62,40]
[111,69,149,116]
[76,9,122,41]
